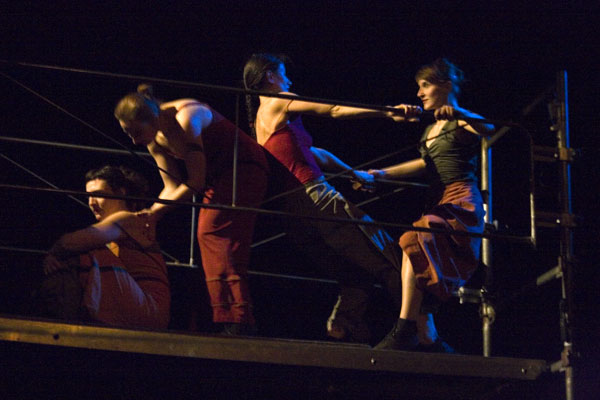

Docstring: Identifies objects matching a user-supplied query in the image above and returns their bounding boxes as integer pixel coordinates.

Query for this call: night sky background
[1,2,599,397]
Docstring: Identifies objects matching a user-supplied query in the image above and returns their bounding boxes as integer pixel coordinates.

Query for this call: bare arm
[43,211,137,274]
[280,94,419,121]
[311,147,377,191]
[436,106,495,136]
[310,147,354,172]
[369,158,427,180]
[148,105,211,218]
[148,149,206,218]
[147,140,183,198]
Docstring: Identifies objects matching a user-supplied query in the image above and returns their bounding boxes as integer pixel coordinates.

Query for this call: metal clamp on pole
[453,286,496,357]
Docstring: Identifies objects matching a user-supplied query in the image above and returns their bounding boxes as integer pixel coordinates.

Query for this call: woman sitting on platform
[368,58,495,352]
[39,165,170,329]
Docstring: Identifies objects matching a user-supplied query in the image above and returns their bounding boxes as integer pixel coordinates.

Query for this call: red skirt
[399,181,485,300]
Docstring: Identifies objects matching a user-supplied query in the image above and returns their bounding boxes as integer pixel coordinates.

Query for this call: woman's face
[417,79,451,110]
[119,118,157,146]
[86,179,128,221]
[270,63,292,92]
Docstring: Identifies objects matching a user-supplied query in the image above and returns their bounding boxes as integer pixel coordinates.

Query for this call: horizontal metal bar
[0,182,535,243]
[0,245,339,285]
[0,135,150,157]
[2,60,520,127]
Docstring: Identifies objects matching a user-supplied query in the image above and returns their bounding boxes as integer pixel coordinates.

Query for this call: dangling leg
[375,239,454,352]
[298,180,402,342]
[375,252,421,350]
[326,286,370,342]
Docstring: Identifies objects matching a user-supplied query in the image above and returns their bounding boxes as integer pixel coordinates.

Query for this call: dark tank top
[419,120,480,187]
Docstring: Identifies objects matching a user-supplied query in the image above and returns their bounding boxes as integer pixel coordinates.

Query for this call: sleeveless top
[262,117,323,184]
[159,103,269,188]
[418,120,480,187]
[108,214,169,287]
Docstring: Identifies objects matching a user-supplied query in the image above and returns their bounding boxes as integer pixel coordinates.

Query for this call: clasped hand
[387,104,422,122]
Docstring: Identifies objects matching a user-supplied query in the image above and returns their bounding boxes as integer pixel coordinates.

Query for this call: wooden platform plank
[0,315,547,381]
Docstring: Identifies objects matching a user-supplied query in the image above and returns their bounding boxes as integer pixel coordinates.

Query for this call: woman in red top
[114,85,269,335]
[243,53,419,342]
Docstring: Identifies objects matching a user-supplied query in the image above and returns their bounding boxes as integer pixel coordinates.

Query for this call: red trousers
[78,248,170,329]
[198,163,267,324]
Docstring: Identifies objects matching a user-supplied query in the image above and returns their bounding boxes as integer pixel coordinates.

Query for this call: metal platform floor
[0,315,554,399]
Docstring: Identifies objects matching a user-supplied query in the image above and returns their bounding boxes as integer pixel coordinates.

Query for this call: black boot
[373,319,418,350]
[415,338,456,354]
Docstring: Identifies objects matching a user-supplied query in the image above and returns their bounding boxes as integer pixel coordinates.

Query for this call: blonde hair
[114,84,161,123]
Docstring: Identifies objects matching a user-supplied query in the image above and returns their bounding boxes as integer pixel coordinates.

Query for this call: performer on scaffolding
[367,58,495,352]
[243,53,419,342]
[114,85,269,335]
[38,165,170,329]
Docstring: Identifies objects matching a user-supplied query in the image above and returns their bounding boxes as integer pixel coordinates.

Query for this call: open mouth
[90,207,103,218]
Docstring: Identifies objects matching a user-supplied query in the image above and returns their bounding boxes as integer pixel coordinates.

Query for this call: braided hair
[242,53,290,139]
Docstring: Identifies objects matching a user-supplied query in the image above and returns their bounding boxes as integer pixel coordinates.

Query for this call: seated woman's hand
[43,254,66,275]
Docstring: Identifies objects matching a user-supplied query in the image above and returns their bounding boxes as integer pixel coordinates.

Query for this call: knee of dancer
[399,231,419,252]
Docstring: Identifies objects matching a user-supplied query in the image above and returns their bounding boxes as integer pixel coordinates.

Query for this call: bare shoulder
[166,100,213,135]
[264,91,297,111]
[100,211,154,245]
[97,210,137,228]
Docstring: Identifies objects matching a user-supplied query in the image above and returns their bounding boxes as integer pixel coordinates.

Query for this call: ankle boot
[326,287,370,343]
[374,318,418,350]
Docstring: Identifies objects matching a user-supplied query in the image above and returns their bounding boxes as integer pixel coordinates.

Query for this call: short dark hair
[85,165,149,211]
[415,58,464,97]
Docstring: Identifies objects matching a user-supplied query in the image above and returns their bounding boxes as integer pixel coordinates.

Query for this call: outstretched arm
[369,158,427,180]
[280,94,420,121]
[310,147,354,172]
[311,147,376,190]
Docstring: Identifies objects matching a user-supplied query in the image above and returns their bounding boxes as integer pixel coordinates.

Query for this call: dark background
[1,2,599,397]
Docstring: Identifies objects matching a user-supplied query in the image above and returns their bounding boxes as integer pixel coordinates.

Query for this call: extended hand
[434,105,456,120]
[388,104,422,122]
[135,209,158,242]
[351,170,377,192]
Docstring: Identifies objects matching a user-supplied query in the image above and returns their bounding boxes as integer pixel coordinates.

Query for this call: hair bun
[137,83,154,99]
